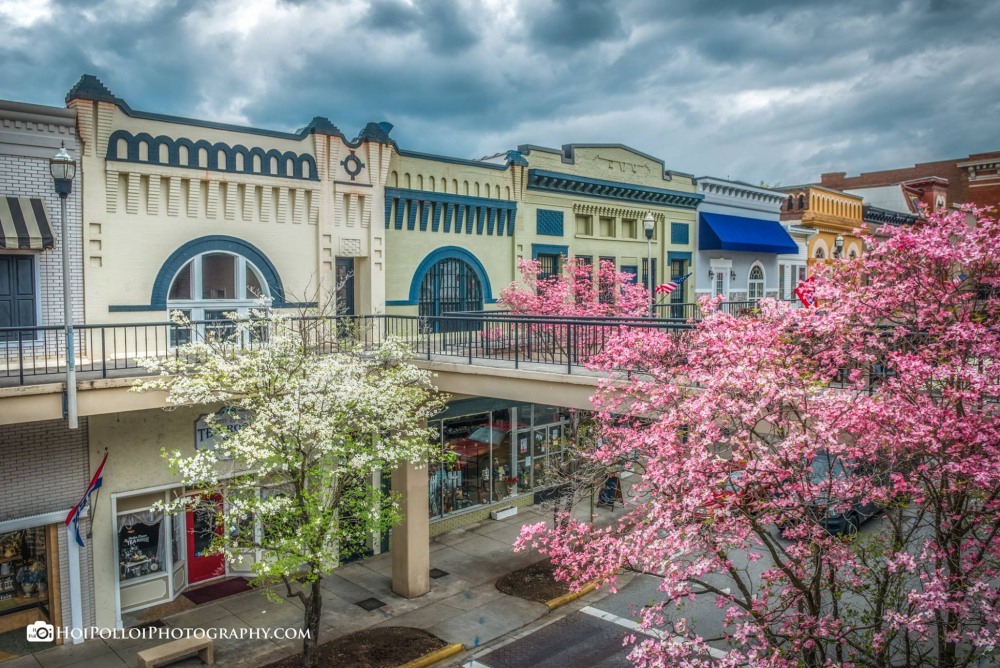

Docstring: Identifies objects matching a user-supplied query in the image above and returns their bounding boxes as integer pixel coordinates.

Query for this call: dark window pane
[202,253,236,300]
[169,261,192,300]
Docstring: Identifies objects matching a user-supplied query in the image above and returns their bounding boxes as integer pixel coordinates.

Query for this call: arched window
[748,265,765,301]
[418,257,483,327]
[167,251,271,339]
[815,247,826,260]
[798,194,805,209]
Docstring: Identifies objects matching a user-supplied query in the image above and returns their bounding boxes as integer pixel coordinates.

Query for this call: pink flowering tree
[516,206,1000,667]
[489,257,650,364]
[500,257,650,317]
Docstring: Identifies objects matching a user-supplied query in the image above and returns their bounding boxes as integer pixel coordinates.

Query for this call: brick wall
[0,418,95,626]
[0,154,85,326]
[819,152,1000,210]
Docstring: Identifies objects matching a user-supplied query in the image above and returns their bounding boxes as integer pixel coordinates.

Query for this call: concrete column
[391,459,430,598]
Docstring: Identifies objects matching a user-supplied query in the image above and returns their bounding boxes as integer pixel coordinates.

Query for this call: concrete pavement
[2,499,630,667]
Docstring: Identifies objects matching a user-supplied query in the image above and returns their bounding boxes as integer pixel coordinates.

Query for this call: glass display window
[441,413,491,513]
[0,528,49,607]
[117,511,165,581]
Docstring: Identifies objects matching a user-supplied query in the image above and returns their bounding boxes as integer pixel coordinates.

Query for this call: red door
[187,493,225,584]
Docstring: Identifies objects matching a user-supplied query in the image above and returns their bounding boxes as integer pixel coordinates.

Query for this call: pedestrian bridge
[0,308,804,424]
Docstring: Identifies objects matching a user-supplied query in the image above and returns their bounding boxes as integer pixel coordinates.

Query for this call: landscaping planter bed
[495,559,569,604]
[262,626,446,668]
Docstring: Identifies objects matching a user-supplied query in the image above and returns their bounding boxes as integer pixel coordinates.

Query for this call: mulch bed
[262,626,446,668]
[495,559,570,604]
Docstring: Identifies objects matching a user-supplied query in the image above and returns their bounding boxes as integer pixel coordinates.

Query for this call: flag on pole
[66,452,107,547]
[655,273,692,296]
[794,276,817,308]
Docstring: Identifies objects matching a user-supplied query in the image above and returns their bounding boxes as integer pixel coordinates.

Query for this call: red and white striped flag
[655,273,691,295]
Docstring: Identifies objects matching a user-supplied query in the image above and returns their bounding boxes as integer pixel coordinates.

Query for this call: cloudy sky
[1,0,998,184]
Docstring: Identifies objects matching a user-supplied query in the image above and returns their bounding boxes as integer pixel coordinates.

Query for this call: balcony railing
[0,305,890,392]
[0,314,695,387]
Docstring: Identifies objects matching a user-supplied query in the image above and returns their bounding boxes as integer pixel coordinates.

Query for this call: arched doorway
[418,257,484,322]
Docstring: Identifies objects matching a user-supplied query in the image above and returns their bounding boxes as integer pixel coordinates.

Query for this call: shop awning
[0,196,55,250]
[699,212,798,254]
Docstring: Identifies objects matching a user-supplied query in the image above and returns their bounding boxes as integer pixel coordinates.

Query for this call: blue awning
[699,212,799,254]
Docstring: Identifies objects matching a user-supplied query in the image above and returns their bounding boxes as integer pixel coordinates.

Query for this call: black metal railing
[0,308,889,390]
[0,314,694,386]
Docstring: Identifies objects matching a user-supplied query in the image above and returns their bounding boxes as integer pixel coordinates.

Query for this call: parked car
[794,450,881,535]
[694,464,773,519]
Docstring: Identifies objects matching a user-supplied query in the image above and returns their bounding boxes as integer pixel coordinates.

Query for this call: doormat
[183,577,252,605]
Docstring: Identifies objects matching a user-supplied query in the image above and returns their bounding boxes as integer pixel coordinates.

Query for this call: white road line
[580,605,728,660]
[464,662,493,668]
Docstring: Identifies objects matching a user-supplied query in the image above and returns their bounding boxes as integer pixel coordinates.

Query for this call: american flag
[655,273,692,295]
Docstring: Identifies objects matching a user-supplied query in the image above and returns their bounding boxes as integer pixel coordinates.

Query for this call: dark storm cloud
[522,0,625,49]
[0,0,997,184]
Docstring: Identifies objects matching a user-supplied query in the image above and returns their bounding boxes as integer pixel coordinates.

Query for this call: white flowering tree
[133,308,446,667]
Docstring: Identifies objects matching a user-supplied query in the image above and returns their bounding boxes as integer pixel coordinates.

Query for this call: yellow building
[779,185,865,264]
[383,143,702,317]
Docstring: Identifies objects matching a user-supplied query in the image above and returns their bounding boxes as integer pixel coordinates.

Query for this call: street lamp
[834,235,845,259]
[643,212,655,317]
[50,142,77,429]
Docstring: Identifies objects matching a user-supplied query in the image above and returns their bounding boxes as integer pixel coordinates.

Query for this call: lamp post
[643,212,655,317]
[50,142,77,429]
[834,234,845,259]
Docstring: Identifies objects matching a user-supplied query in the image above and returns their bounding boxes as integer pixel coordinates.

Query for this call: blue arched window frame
[108,236,305,312]
[387,246,496,307]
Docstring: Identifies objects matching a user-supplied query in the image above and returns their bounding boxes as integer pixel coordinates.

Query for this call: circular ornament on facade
[341,151,365,180]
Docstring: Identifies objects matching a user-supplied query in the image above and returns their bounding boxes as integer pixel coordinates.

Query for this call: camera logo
[26,620,54,642]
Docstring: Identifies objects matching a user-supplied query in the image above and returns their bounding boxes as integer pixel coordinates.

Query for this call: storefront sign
[195,409,251,452]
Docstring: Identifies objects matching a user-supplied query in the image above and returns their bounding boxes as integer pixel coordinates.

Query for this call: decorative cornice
[395,148,512,171]
[527,169,703,209]
[65,74,116,104]
[696,177,786,208]
[105,130,319,181]
[863,205,917,226]
[572,202,666,222]
[65,74,392,147]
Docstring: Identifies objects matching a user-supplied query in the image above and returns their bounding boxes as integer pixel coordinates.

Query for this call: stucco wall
[87,405,212,628]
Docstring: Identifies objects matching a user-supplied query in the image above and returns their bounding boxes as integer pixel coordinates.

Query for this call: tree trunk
[301,580,324,668]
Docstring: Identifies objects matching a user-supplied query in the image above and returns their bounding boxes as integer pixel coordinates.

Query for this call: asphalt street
[464,516,889,668]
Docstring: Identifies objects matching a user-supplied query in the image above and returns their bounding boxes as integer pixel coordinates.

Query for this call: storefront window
[426,403,574,516]
[490,409,516,502]
[0,528,48,605]
[428,421,443,519]
[441,413,491,514]
[171,513,183,565]
[117,511,165,581]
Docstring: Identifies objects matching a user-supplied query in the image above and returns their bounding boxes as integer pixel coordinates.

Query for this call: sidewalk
[3,496,630,668]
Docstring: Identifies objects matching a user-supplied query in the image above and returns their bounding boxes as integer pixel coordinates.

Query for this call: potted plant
[505,476,519,496]
[16,560,46,597]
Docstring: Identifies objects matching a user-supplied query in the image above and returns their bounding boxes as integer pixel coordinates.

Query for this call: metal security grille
[418,258,483,325]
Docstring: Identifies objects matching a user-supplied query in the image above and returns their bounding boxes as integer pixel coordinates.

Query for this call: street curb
[544,582,597,611]
[398,642,465,668]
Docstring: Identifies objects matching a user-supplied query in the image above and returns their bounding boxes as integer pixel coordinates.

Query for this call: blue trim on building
[106,130,319,181]
[670,222,690,245]
[531,243,569,260]
[390,246,496,306]
[527,169,703,209]
[383,188,517,238]
[536,209,565,237]
[667,251,693,263]
[108,235,298,312]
